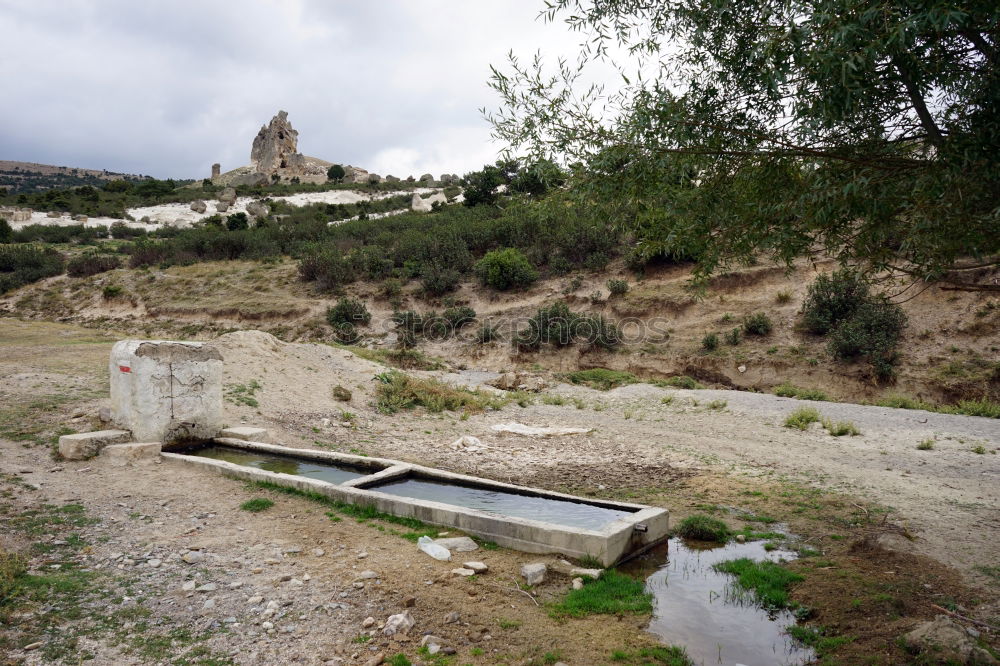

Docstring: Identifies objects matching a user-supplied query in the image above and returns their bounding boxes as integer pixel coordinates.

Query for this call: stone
[182,551,205,564]
[363,654,384,666]
[262,621,274,630]
[218,426,271,443]
[218,187,238,205]
[312,548,325,556]
[101,442,161,466]
[362,616,375,628]
[73,214,88,222]
[196,583,217,592]
[735,534,746,543]
[190,200,207,214]
[463,562,488,574]
[342,166,371,184]
[215,202,229,213]
[521,563,546,586]
[109,340,223,444]
[381,610,414,636]
[419,173,434,183]
[572,577,584,590]
[357,570,378,580]
[147,558,162,568]
[246,200,269,220]
[47,211,61,218]
[247,595,263,604]
[57,430,131,461]
[552,560,603,579]
[902,616,997,665]
[433,537,478,553]
[444,611,460,624]
[402,596,416,608]
[451,568,475,577]
[251,111,299,174]
[410,191,447,213]
[98,407,111,423]
[182,580,196,591]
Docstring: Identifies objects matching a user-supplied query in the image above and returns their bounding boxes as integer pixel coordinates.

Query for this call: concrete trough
[163,439,669,566]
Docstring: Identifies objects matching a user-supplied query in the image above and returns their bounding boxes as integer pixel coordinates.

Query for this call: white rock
[572,577,584,590]
[182,551,205,564]
[521,563,547,586]
[463,562,488,574]
[362,616,375,628]
[357,570,378,580]
[382,610,415,636]
[196,583,217,592]
[451,568,475,577]
[262,621,274,630]
[433,537,479,552]
[182,581,196,591]
[147,558,162,568]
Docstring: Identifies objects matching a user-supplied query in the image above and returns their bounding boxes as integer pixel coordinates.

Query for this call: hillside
[0,160,148,194]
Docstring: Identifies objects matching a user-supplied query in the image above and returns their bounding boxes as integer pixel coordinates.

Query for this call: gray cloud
[0,0,590,179]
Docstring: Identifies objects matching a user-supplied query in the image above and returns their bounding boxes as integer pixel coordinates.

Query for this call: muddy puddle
[367,476,634,530]
[622,538,814,666]
[186,445,369,485]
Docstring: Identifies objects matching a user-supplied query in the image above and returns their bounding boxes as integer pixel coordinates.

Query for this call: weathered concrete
[109,340,223,444]
[163,439,670,565]
[218,426,272,443]
[58,430,131,460]
[102,442,162,466]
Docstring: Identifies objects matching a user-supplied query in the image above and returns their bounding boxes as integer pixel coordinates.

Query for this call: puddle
[622,538,814,666]
[185,445,369,485]
[367,476,634,530]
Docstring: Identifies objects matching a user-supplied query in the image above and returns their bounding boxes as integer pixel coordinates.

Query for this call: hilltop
[0,160,148,194]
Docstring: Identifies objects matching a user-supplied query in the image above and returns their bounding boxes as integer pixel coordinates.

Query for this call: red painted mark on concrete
[118,365,131,373]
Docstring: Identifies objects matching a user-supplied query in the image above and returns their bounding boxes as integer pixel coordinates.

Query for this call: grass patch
[675,514,730,542]
[655,375,705,390]
[916,438,935,451]
[974,565,1000,585]
[550,570,652,617]
[713,558,804,610]
[773,384,829,401]
[876,394,1000,419]
[822,419,860,436]
[609,646,693,665]
[239,498,274,513]
[335,344,445,371]
[784,407,821,430]
[374,370,505,414]
[565,368,638,390]
[787,625,854,658]
[224,380,261,408]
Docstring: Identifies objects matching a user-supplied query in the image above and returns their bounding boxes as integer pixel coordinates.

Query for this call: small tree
[473,248,539,290]
[327,164,346,182]
[226,212,249,231]
[462,165,505,207]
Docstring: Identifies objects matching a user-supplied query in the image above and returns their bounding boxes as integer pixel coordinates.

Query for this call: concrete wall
[109,340,223,444]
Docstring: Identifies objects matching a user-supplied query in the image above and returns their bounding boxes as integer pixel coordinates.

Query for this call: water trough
[163,437,669,566]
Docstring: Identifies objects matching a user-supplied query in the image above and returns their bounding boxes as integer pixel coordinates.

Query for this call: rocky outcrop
[0,207,31,222]
[218,187,237,205]
[190,200,207,214]
[411,191,448,213]
[246,200,269,221]
[251,111,299,174]
[342,166,371,184]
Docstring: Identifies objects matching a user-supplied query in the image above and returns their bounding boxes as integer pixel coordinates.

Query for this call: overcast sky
[0,1,605,180]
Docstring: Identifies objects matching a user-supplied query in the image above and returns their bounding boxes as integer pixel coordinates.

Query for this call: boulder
[411,191,447,213]
[58,430,131,460]
[434,537,479,552]
[246,200,269,220]
[521,563,547,586]
[419,173,434,183]
[73,214,88,222]
[251,110,299,174]
[342,166,371,184]
[215,202,229,213]
[382,610,414,636]
[102,442,161,466]
[47,211,61,218]
[218,187,238,205]
[902,616,997,665]
[190,200,207,214]
[385,175,400,183]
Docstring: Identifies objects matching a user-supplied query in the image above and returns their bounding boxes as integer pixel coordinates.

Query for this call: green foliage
[916,438,934,451]
[565,368,638,390]
[518,301,621,351]
[606,278,629,295]
[326,297,372,328]
[462,163,505,207]
[713,558,804,609]
[822,419,860,437]
[551,570,652,617]
[374,371,505,415]
[475,322,500,343]
[474,247,539,291]
[723,327,741,345]
[802,269,870,335]
[877,395,1000,419]
[787,626,853,657]
[608,646,694,666]
[701,332,718,351]
[742,312,773,336]
[488,0,1000,290]
[676,515,730,542]
[66,252,121,278]
[224,380,261,408]
[442,305,476,328]
[226,212,249,231]
[0,549,27,606]
[827,298,906,381]
[661,375,704,390]
[784,407,821,430]
[102,285,124,299]
[0,244,65,294]
[327,164,346,182]
[240,498,274,513]
[0,219,11,243]
[773,384,828,401]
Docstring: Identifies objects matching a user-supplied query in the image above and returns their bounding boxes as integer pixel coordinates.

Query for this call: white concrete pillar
[109,340,223,444]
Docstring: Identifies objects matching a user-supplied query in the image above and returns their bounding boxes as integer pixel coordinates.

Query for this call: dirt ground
[1,320,998,665]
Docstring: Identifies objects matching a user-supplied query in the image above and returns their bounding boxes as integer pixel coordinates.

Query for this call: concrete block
[58,430,131,460]
[102,442,162,466]
[218,426,271,443]
[109,340,223,444]
[521,562,547,585]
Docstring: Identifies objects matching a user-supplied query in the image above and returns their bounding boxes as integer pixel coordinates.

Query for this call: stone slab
[102,442,162,466]
[58,430,131,460]
[218,426,271,443]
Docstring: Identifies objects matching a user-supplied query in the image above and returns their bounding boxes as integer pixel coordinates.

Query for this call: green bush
[66,252,121,277]
[724,327,741,345]
[676,515,730,542]
[702,332,719,350]
[327,164,346,182]
[474,248,539,291]
[442,305,476,328]
[0,219,11,243]
[475,322,500,343]
[784,407,821,430]
[102,285,125,299]
[0,244,65,294]
[606,278,629,295]
[326,297,371,328]
[420,264,461,296]
[827,298,906,381]
[517,302,621,351]
[566,368,637,390]
[662,375,704,389]
[802,269,870,335]
[742,312,773,336]
[226,212,249,231]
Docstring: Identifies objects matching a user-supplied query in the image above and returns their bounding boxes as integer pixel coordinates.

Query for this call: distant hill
[0,160,149,194]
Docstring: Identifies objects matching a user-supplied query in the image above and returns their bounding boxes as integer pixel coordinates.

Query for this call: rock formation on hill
[212,111,335,186]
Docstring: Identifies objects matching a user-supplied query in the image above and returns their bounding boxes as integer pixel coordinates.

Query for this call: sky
[0,1,606,180]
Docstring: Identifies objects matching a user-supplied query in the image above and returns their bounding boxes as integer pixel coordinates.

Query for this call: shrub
[226,212,249,231]
[822,419,860,436]
[606,278,629,295]
[327,164,346,182]
[420,264,461,296]
[331,385,352,402]
[827,297,906,381]
[775,290,792,304]
[0,244,65,294]
[327,297,371,328]
[566,368,637,390]
[102,285,124,299]
[518,302,621,351]
[784,407,821,430]
[374,371,504,414]
[0,219,12,243]
[109,221,145,239]
[742,312,773,336]
[801,269,870,335]
[916,438,934,451]
[702,332,719,351]
[475,322,500,343]
[66,252,121,277]
[442,305,476,328]
[662,375,704,389]
[473,248,539,291]
[724,328,741,345]
[676,515,730,542]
